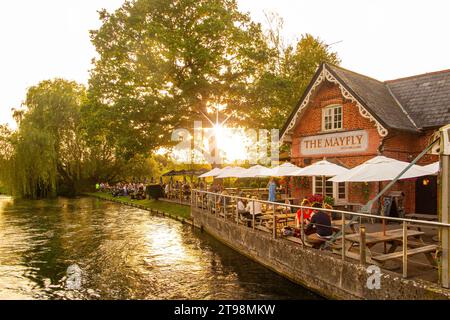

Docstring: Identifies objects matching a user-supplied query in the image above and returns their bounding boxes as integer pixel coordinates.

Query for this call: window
[322,105,343,131]
[313,177,347,203]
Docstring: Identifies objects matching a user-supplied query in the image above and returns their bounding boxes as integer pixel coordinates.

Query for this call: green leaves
[0,80,87,198]
[88,0,270,156]
[245,33,340,130]
[1,2,342,198]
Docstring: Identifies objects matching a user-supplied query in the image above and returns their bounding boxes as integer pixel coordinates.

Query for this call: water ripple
[0,197,320,300]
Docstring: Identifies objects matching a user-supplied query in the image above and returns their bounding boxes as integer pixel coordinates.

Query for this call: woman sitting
[245,196,263,219]
[297,198,314,225]
[305,203,333,248]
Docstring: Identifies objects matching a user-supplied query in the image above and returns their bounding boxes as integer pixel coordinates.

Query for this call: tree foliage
[0,80,86,198]
[0,2,341,198]
[88,0,272,157]
[244,31,340,129]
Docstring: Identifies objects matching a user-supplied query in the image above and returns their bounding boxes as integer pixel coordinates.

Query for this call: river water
[0,196,320,300]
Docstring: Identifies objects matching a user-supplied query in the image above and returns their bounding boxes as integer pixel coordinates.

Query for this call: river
[0,196,321,300]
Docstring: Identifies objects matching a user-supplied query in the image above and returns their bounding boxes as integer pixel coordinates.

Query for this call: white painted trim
[312,176,348,205]
[322,104,343,132]
[281,64,389,142]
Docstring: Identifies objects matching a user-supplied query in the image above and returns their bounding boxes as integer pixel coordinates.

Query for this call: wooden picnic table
[262,208,285,215]
[406,213,438,221]
[343,229,426,264]
[331,219,359,234]
[405,213,439,242]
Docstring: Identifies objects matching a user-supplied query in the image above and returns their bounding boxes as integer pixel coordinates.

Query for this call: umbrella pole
[285,177,288,199]
[322,176,325,197]
[381,182,387,252]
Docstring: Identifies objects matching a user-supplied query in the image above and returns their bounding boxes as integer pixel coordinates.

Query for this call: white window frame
[322,104,343,132]
[312,176,348,204]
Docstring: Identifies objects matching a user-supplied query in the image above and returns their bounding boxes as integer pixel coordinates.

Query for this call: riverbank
[87,192,192,223]
[0,185,7,195]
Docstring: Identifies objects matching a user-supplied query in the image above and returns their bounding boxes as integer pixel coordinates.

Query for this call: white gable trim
[281,65,389,142]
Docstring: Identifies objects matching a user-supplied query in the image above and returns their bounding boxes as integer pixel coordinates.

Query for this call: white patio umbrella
[216,166,247,178]
[264,162,302,199]
[329,156,432,183]
[292,159,349,198]
[269,162,302,177]
[293,160,349,177]
[241,165,273,178]
[329,155,434,238]
[422,161,439,175]
[199,167,222,178]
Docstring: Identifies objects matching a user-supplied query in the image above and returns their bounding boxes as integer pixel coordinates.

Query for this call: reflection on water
[0,197,321,300]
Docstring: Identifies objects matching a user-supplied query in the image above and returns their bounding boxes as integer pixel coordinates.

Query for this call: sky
[1,0,450,128]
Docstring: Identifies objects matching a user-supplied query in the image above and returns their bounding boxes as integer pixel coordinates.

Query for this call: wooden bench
[406,214,439,237]
[371,244,438,265]
[255,225,271,233]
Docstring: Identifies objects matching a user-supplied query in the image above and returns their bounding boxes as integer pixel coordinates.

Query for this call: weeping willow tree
[0,79,86,199]
[0,79,164,198]
[4,128,58,198]
[0,125,14,195]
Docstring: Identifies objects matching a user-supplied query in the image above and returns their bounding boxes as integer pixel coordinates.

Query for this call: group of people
[163,180,206,201]
[99,182,147,200]
[296,202,333,246]
[98,177,333,248]
[236,196,263,224]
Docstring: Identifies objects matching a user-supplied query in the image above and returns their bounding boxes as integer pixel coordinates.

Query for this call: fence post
[403,221,408,278]
[208,193,211,213]
[341,213,346,262]
[223,196,226,219]
[300,208,304,247]
[360,225,366,265]
[195,190,198,209]
[252,201,255,230]
[202,192,205,211]
[236,196,239,225]
[273,203,276,239]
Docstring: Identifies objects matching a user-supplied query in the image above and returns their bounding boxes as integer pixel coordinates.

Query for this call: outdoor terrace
[191,189,449,287]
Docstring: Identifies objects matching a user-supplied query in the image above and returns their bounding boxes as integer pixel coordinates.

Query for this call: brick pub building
[280,63,450,215]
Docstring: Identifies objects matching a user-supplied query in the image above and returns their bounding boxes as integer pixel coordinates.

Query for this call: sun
[210,124,250,163]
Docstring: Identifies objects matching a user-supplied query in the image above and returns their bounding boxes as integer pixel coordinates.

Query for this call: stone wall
[192,208,450,300]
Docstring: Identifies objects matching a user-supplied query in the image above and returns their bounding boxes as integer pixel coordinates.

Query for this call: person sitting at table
[206,186,215,211]
[297,198,313,225]
[280,198,294,214]
[245,196,263,220]
[305,203,333,248]
[217,187,230,213]
[237,198,247,213]
[236,198,250,223]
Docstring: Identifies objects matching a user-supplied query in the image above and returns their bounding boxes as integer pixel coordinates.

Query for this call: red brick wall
[287,80,439,214]
[291,81,381,164]
[379,130,438,212]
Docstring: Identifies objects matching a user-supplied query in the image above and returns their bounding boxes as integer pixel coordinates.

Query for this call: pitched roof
[281,63,450,140]
[386,69,450,129]
[326,64,418,132]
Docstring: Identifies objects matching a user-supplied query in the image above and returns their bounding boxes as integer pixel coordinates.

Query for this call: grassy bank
[0,185,7,195]
[87,192,191,220]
